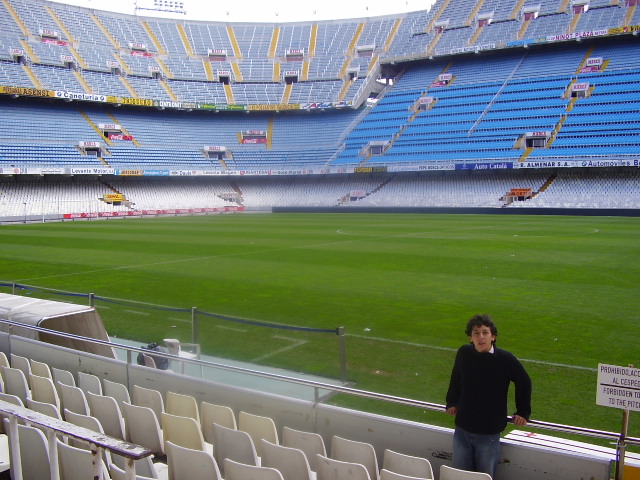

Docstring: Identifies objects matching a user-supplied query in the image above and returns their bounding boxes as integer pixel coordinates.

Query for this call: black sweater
[446,343,532,435]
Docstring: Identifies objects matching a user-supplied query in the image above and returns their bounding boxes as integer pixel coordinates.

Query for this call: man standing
[445,314,532,477]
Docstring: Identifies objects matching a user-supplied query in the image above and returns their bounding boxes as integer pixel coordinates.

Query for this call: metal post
[338,326,347,383]
[191,307,198,345]
[88,292,95,307]
[614,363,634,480]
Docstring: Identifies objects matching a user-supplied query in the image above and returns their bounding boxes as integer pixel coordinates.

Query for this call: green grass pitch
[1,213,639,443]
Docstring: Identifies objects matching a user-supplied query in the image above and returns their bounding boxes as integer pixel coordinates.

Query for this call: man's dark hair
[465,314,498,341]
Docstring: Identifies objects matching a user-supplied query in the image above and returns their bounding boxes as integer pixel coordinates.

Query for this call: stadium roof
[55,0,437,23]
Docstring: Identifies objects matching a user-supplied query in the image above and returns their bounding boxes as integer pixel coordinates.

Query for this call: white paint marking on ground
[216,325,248,333]
[168,316,191,323]
[252,335,307,362]
[123,309,150,316]
[349,333,596,372]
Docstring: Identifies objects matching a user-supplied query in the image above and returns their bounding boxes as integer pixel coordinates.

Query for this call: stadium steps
[267,118,274,150]
[533,173,558,197]
[468,25,484,46]
[142,21,166,55]
[21,63,43,89]
[338,78,355,101]
[282,83,293,104]
[465,0,486,27]
[426,31,443,56]
[78,109,113,147]
[90,13,120,49]
[231,62,244,82]
[339,23,365,80]
[383,19,403,53]
[273,62,280,82]
[558,0,571,13]
[73,71,93,94]
[519,146,534,162]
[227,26,243,58]
[567,11,582,34]
[45,4,91,71]
[113,52,133,75]
[203,59,215,81]
[575,46,596,73]
[2,0,29,36]
[426,0,454,33]
[155,57,173,80]
[546,115,568,147]
[269,27,280,58]
[176,24,194,56]
[510,0,528,20]
[160,79,178,101]
[517,19,531,40]
[107,112,140,148]
[624,4,636,25]
[119,76,138,98]
[19,39,39,64]
[224,83,235,104]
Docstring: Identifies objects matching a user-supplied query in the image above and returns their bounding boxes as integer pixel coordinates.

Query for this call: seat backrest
[239,410,279,457]
[166,440,223,480]
[78,372,103,396]
[30,359,52,379]
[121,401,164,456]
[10,354,31,386]
[1,366,31,403]
[260,439,313,480]
[132,385,164,424]
[282,426,326,472]
[25,398,62,419]
[109,463,156,480]
[201,401,236,444]
[163,338,181,355]
[51,367,75,394]
[63,409,105,450]
[383,449,434,479]
[161,412,206,451]
[224,458,284,480]
[331,435,379,480]
[439,465,492,480]
[0,351,9,368]
[142,354,157,368]
[0,391,24,407]
[57,438,110,480]
[103,379,131,412]
[29,373,60,409]
[166,391,200,422]
[57,382,89,417]
[10,423,51,480]
[87,391,126,440]
[380,469,427,480]
[213,422,259,476]
[316,454,372,480]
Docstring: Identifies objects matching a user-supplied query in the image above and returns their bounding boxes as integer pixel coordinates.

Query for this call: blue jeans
[452,427,500,477]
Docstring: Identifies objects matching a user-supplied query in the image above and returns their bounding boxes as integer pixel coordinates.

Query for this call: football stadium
[0,0,639,478]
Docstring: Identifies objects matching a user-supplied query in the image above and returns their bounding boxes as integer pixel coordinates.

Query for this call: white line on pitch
[216,325,248,333]
[124,309,150,316]
[252,336,307,362]
[348,333,595,372]
[168,316,191,323]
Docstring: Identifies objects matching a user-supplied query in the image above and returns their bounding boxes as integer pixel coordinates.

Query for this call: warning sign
[597,364,640,412]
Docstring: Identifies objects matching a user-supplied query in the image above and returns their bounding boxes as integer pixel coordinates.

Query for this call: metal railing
[0,399,150,480]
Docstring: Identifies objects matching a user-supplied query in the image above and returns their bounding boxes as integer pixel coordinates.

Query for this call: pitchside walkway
[111,336,342,401]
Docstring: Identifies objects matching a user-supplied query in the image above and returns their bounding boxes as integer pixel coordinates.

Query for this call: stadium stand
[0,0,639,220]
